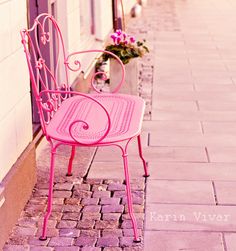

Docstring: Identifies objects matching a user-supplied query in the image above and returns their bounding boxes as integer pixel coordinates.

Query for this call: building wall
[65,0,113,49]
[64,0,82,83]
[0,0,32,182]
[94,0,113,41]
[123,0,137,14]
[66,0,80,53]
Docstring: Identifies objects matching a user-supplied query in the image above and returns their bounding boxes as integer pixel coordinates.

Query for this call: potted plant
[102,29,149,95]
[103,29,149,65]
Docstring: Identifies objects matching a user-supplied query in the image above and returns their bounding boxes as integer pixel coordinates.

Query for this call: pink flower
[129,36,136,43]
[110,31,138,46]
[115,29,122,36]
[116,37,121,45]
[122,32,127,41]
[110,34,117,43]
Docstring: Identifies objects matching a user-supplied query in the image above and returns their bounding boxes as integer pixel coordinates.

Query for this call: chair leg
[39,149,56,240]
[66,145,75,176]
[137,135,149,177]
[122,152,141,242]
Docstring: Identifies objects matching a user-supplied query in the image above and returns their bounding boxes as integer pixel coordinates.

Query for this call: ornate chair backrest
[20,13,71,134]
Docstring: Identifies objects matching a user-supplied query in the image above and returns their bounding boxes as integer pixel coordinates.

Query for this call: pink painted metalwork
[20,13,149,242]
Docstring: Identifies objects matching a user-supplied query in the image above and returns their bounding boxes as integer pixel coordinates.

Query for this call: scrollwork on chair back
[20,13,70,133]
[65,50,125,94]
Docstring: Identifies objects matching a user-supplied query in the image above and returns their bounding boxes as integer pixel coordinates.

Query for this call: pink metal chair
[20,13,149,242]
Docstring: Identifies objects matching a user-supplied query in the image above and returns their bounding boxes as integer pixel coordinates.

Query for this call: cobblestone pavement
[3,143,145,251]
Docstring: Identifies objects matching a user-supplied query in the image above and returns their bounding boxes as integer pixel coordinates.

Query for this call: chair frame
[20,13,149,242]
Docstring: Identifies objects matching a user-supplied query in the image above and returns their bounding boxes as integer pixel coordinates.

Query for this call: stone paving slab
[144,231,224,251]
[92,147,147,162]
[146,204,236,231]
[88,162,145,180]
[36,140,96,182]
[142,120,202,133]
[149,132,236,147]
[214,181,236,205]
[146,180,215,205]
[151,110,236,121]
[207,147,236,163]
[93,145,208,163]
[198,101,236,111]
[148,162,236,181]
[195,84,236,92]
[156,83,195,91]
[202,122,236,134]
[152,100,198,111]
[224,233,236,251]
[149,146,208,162]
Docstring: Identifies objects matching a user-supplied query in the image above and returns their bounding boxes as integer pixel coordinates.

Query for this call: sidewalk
[4,0,236,250]
[141,0,236,250]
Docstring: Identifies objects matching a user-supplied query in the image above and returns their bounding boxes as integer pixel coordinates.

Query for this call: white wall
[66,0,81,53]
[62,0,82,83]
[0,0,32,182]
[94,0,113,41]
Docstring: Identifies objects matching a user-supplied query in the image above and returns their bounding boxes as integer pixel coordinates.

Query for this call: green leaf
[143,46,149,53]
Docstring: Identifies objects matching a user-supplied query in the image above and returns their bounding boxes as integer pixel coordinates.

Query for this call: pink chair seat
[47,93,145,144]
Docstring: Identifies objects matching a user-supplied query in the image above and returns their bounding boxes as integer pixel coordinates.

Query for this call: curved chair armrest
[39,90,111,146]
[64,49,125,94]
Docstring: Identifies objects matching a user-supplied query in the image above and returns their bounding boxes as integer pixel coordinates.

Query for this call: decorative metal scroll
[65,49,125,94]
